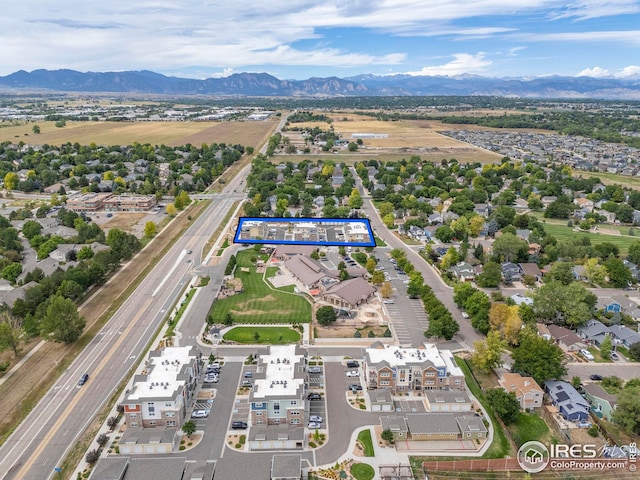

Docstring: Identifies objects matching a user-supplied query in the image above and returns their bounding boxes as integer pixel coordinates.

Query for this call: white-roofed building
[249,345,307,427]
[123,346,202,429]
[364,343,465,393]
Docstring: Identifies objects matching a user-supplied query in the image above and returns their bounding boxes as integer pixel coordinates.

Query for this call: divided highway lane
[0,195,241,480]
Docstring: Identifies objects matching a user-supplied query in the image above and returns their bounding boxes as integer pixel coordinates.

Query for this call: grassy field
[209,249,311,323]
[350,463,375,480]
[540,221,638,254]
[357,429,374,457]
[0,119,275,148]
[508,412,550,448]
[222,326,300,344]
[574,170,640,188]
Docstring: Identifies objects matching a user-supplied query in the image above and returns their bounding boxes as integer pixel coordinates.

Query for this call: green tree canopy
[316,306,337,326]
[512,328,566,385]
[40,295,85,343]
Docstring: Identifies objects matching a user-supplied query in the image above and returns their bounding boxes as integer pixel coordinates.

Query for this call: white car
[192,410,209,418]
[580,349,595,361]
[309,415,323,423]
[383,299,394,304]
[345,370,360,377]
[308,422,321,429]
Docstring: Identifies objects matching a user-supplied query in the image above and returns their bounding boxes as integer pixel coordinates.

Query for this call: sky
[3,1,640,80]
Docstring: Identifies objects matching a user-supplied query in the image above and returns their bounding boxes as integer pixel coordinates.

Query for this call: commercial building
[364,343,465,393]
[103,194,157,212]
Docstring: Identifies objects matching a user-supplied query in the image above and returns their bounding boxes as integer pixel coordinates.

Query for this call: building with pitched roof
[545,380,590,422]
[320,277,375,309]
[499,373,543,410]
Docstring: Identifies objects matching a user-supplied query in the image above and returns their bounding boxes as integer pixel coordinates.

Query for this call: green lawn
[223,326,301,344]
[350,463,375,480]
[455,357,512,459]
[540,221,638,254]
[357,429,374,457]
[508,412,550,448]
[209,249,311,323]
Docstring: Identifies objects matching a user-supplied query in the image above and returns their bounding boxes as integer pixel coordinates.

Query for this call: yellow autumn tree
[489,303,522,344]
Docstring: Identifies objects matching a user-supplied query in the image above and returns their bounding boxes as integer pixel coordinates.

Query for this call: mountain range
[1,69,640,100]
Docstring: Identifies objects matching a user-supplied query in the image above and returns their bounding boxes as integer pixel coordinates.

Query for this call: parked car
[78,373,89,386]
[383,299,394,304]
[590,374,603,381]
[231,421,247,430]
[242,380,253,388]
[308,367,322,374]
[308,422,321,429]
[610,352,620,361]
[307,393,322,401]
[244,371,253,378]
[346,360,359,368]
[349,384,363,391]
[192,410,209,418]
[345,370,360,377]
[461,311,470,319]
[580,349,595,361]
[309,415,323,423]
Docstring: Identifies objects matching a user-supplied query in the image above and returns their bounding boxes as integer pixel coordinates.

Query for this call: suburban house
[403,414,487,441]
[582,383,617,421]
[573,265,588,282]
[363,343,465,393]
[519,263,542,282]
[577,319,611,347]
[319,277,376,310]
[449,262,476,282]
[499,373,543,410]
[509,293,534,306]
[608,324,640,348]
[597,296,640,321]
[122,346,202,429]
[546,325,588,352]
[501,262,522,283]
[545,380,590,422]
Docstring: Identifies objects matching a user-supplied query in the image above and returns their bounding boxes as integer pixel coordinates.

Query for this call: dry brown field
[0,119,276,148]
[282,115,504,164]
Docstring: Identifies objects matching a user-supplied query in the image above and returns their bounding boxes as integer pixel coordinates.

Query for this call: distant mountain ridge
[1,69,639,99]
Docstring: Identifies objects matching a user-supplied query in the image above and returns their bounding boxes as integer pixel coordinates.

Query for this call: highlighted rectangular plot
[234,217,375,247]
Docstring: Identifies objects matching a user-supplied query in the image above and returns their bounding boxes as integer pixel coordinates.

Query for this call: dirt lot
[315,324,387,338]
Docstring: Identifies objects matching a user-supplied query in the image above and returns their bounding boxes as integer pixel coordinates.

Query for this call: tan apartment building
[66,192,113,212]
[364,343,465,393]
[103,194,157,212]
[123,346,201,429]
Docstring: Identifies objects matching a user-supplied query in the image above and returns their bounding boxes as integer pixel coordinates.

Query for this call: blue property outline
[233,217,376,247]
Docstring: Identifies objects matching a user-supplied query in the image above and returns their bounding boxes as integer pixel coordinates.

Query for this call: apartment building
[249,345,306,426]
[123,346,202,428]
[364,343,465,393]
[66,192,113,212]
[103,194,157,212]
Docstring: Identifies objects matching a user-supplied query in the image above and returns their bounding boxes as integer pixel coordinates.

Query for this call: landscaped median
[222,325,301,344]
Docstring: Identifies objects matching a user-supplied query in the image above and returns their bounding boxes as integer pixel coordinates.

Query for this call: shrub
[309,441,317,448]
[587,425,599,437]
[97,433,109,447]
[85,449,100,465]
[179,445,186,450]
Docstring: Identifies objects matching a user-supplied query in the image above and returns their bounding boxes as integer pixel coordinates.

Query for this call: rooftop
[365,343,463,377]
[252,345,305,399]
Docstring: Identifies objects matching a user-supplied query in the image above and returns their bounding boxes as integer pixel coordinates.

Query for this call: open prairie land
[0,119,276,148]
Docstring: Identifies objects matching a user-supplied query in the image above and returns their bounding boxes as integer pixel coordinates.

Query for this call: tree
[107,416,119,430]
[612,386,640,435]
[453,283,478,308]
[365,257,377,274]
[97,433,109,447]
[85,449,100,465]
[533,281,596,328]
[77,245,94,260]
[224,313,234,326]
[371,270,385,285]
[489,303,522,344]
[492,232,528,262]
[604,256,632,288]
[434,225,455,243]
[40,295,85,343]
[182,420,196,438]
[348,189,363,209]
[475,261,502,288]
[32,125,41,134]
[144,221,157,237]
[472,331,505,372]
[546,262,575,285]
[0,315,21,356]
[166,203,177,216]
[512,328,567,385]
[468,215,485,237]
[628,342,640,361]
[583,257,607,286]
[316,306,337,326]
[3,172,18,190]
[600,335,613,359]
[465,291,491,334]
[381,429,395,444]
[380,281,393,298]
[486,388,520,425]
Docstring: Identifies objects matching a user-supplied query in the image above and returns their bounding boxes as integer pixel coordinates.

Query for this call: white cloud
[405,53,492,76]
[578,66,611,77]
[518,30,640,45]
[549,1,640,21]
[578,65,640,78]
